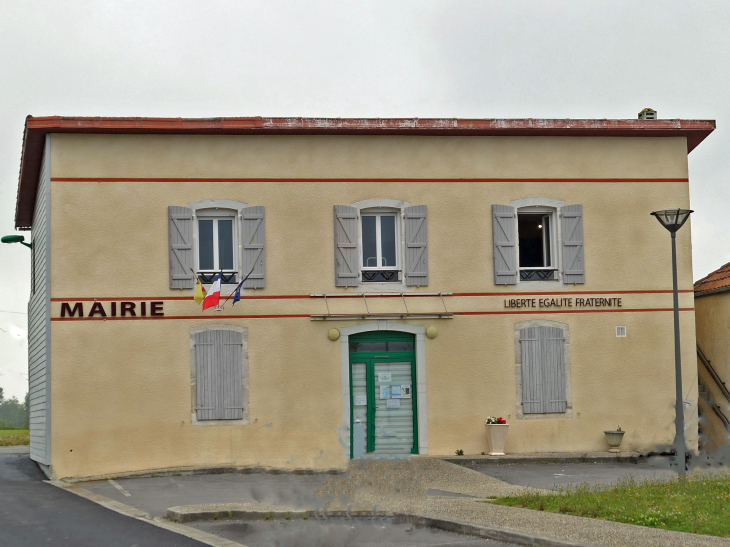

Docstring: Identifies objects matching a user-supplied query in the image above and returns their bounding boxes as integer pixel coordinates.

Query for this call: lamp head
[1,235,32,249]
[650,209,693,233]
[1,235,25,244]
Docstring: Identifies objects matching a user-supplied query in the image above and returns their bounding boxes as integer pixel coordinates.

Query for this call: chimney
[638,108,657,120]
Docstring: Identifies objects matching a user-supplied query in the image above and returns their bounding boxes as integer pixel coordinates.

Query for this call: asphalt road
[0,452,206,547]
[192,518,517,547]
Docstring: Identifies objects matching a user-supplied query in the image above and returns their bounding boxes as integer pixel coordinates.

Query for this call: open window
[492,201,584,286]
[517,209,557,281]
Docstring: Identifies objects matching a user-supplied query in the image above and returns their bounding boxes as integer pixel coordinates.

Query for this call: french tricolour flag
[202,272,222,311]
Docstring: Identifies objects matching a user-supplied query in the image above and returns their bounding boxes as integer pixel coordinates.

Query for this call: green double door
[349,331,418,458]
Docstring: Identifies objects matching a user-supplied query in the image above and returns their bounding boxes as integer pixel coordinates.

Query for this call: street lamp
[651,208,693,477]
[1,235,32,249]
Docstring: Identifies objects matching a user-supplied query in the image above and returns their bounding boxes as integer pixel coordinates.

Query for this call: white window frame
[510,198,565,287]
[195,209,238,276]
[187,200,248,288]
[516,206,558,278]
[360,210,401,273]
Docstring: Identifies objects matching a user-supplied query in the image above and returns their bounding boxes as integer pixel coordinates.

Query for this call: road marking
[108,479,131,497]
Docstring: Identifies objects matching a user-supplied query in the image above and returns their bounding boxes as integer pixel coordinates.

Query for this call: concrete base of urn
[604,430,625,453]
[484,424,509,456]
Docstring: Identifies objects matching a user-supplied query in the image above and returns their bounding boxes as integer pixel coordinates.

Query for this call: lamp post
[651,208,693,477]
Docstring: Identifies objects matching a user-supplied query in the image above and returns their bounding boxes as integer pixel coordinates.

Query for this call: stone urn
[604,428,625,453]
[484,423,509,456]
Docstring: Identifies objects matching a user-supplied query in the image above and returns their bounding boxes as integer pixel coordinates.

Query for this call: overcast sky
[0,1,728,400]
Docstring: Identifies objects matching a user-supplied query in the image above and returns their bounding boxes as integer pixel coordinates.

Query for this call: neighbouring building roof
[695,262,730,297]
[13,116,716,229]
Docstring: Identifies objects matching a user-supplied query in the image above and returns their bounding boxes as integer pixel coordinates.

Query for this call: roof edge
[14,116,717,229]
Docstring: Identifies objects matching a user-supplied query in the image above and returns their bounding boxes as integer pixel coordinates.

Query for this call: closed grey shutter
[195,330,216,421]
[168,206,194,289]
[520,326,566,414]
[222,330,244,420]
[404,205,428,286]
[334,205,358,287]
[241,206,265,288]
[195,330,244,420]
[561,204,585,284]
[520,327,541,414]
[543,327,567,413]
[492,205,517,285]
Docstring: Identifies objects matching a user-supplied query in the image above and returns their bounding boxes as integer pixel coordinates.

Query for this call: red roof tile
[695,262,730,295]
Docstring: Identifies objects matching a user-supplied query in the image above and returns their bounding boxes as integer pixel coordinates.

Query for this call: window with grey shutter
[520,326,566,414]
[404,205,428,286]
[195,330,244,420]
[241,206,265,288]
[561,204,585,284]
[492,205,518,285]
[334,205,358,287]
[168,206,195,289]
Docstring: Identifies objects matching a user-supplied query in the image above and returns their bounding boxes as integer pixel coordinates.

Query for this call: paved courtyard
[465,460,676,490]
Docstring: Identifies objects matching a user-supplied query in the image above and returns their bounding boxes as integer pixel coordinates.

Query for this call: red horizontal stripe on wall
[50,289,694,302]
[51,177,690,183]
[456,307,694,315]
[50,307,693,321]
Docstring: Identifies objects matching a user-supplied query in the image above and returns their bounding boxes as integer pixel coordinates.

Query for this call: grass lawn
[491,472,730,537]
[0,429,30,446]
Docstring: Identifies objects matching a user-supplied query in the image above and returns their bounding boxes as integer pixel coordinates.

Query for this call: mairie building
[13,115,715,480]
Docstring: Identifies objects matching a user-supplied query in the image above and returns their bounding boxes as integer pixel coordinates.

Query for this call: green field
[0,429,30,446]
[492,472,730,537]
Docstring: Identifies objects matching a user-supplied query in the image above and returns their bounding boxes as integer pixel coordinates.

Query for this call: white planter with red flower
[484,416,509,456]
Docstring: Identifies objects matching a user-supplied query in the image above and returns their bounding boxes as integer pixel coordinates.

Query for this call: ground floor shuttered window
[194,329,245,420]
[519,326,567,414]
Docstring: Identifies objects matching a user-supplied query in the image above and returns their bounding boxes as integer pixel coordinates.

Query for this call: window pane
[380,216,396,268]
[349,342,387,352]
[543,216,551,267]
[362,216,378,268]
[518,214,547,268]
[387,341,413,351]
[198,219,214,270]
[218,219,234,270]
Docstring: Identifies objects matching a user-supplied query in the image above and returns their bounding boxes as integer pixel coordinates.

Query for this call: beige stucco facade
[37,132,700,479]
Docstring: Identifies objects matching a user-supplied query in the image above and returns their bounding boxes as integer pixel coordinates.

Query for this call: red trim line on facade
[15,116,715,229]
[50,177,690,183]
[50,307,693,321]
[49,289,694,303]
[456,307,693,316]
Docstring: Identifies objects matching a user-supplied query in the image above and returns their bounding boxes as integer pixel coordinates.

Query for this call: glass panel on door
[373,362,414,455]
[351,362,368,457]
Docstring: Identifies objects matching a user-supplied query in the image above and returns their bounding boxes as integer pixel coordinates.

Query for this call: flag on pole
[193,276,207,305]
[202,272,222,310]
[232,285,241,306]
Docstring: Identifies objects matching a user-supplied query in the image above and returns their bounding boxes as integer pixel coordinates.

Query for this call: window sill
[517,409,573,420]
[190,413,250,426]
[355,281,413,292]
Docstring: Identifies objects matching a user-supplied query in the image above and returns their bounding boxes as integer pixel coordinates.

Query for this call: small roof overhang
[14,116,716,229]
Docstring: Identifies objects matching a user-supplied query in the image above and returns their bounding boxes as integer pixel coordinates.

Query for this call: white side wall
[28,135,51,466]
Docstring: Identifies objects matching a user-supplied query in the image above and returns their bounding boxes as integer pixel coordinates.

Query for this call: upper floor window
[518,208,557,281]
[168,201,266,290]
[361,211,399,282]
[492,200,584,286]
[196,209,237,283]
[334,200,428,287]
